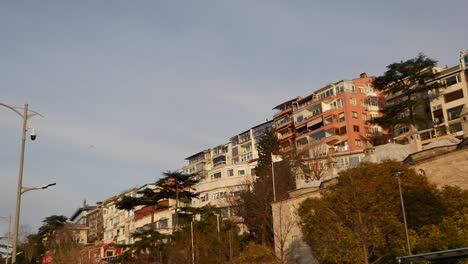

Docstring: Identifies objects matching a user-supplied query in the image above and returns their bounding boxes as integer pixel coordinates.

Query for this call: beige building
[102,187,141,245]
[185,121,273,223]
[64,223,89,245]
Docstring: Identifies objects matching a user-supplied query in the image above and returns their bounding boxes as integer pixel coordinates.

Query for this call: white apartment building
[102,187,140,245]
[185,121,273,220]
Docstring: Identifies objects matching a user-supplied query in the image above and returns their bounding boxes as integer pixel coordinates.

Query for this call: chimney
[360,72,368,78]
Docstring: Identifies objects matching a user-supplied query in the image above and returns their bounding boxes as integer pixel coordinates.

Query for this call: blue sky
[1,0,467,235]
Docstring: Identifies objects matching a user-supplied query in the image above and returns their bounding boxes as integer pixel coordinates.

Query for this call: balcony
[278,130,293,140]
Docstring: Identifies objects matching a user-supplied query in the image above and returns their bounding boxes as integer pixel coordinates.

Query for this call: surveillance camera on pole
[30,128,37,141]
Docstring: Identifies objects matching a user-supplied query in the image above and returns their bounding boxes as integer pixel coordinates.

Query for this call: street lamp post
[393,172,412,256]
[0,102,43,264]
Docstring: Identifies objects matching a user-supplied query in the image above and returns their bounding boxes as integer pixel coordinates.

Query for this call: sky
[1,0,467,236]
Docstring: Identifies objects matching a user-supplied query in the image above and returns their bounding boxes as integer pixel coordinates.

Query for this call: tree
[117,171,199,227]
[165,208,243,264]
[115,170,199,262]
[37,215,68,251]
[232,242,281,264]
[235,128,296,246]
[372,53,443,132]
[297,161,466,264]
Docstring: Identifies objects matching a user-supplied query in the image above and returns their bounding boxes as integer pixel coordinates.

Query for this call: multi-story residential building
[102,187,140,245]
[426,51,468,140]
[86,203,103,244]
[133,199,175,235]
[69,200,96,226]
[273,98,298,157]
[186,121,273,222]
[291,74,386,165]
[387,51,468,144]
[183,150,212,182]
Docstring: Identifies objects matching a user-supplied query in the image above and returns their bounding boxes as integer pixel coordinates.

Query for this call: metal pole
[397,176,412,256]
[12,103,28,264]
[271,157,277,203]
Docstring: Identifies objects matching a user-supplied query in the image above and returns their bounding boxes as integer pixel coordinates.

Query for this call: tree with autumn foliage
[298,161,468,264]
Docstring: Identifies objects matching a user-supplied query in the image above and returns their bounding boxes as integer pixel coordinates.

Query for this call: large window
[444,74,461,86]
[449,123,463,133]
[211,172,222,181]
[444,89,464,103]
[447,105,464,121]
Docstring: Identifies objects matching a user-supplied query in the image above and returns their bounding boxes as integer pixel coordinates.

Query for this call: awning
[396,247,468,263]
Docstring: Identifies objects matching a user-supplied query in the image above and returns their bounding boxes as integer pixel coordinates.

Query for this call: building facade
[185,121,273,222]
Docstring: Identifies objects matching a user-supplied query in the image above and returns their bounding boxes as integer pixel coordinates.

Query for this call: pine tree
[372,53,443,132]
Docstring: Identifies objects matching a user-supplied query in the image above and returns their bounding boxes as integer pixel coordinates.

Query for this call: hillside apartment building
[183,121,273,223]
[69,49,467,264]
[389,51,468,144]
[273,73,387,174]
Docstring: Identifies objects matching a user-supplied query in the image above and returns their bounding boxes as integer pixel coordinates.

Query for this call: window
[227,169,234,176]
[211,172,222,180]
[335,126,347,135]
[238,170,245,176]
[359,87,365,93]
[349,156,360,167]
[444,89,464,103]
[231,191,241,197]
[330,99,343,109]
[296,115,304,123]
[213,191,227,199]
[449,123,463,133]
[325,128,334,137]
[444,74,461,86]
[447,105,464,121]
[350,98,357,105]
[324,116,333,124]
[158,219,168,229]
[352,111,358,119]
[362,114,367,121]
[355,139,362,147]
[372,127,380,135]
[433,109,444,124]
[353,125,360,132]
[200,193,209,202]
[250,168,256,176]
[106,250,115,257]
[337,113,346,122]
